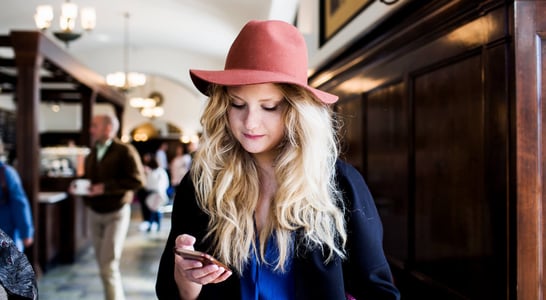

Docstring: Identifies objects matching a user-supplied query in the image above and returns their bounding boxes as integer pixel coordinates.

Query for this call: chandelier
[106,12,146,92]
[130,91,164,118]
[34,0,96,47]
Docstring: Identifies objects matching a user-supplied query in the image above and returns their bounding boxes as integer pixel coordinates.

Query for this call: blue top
[240,234,294,300]
[0,162,34,252]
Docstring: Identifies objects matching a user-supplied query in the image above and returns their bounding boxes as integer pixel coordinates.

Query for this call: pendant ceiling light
[34,0,96,47]
[106,12,146,92]
[131,91,165,119]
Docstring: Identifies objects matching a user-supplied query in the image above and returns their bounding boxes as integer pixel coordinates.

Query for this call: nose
[243,107,260,130]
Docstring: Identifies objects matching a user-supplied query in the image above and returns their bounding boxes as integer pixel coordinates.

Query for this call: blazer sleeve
[155,173,240,300]
[155,174,201,300]
[336,160,400,300]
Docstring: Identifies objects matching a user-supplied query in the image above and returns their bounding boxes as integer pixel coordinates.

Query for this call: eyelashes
[229,102,280,111]
[229,102,245,109]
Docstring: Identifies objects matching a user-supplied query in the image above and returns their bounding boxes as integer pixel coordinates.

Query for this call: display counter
[39,177,91,272]
[38,191,67,271]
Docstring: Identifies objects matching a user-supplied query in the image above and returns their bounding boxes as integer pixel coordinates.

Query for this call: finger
[189,264,225,285]
[211,268,232,283]
[175,234,196,249]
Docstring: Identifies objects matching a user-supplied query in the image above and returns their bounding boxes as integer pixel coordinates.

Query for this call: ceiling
[0,0,298,86]
[0,0,299,137]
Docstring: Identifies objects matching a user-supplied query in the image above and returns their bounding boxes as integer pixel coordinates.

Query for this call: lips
[243,133,264,140]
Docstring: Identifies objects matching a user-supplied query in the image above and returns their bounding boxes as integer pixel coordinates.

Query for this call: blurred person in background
[143,157,169,232]
[0,159,34,253]
[169,143,192,192]
[73,113,145,300]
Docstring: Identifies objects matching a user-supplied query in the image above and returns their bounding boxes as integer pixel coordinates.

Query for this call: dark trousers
[136,188,151,222]
[149,210,162,231]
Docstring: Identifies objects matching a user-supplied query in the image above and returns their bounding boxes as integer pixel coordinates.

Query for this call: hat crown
[224,20,308,84]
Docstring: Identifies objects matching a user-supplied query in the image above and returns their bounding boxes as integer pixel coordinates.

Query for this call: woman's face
[227,83,286,160]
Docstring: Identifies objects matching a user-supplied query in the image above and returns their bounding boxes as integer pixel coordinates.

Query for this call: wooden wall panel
[413,54,493,299]
[364,82,408,263]
[483,42,511,299]
[514,1,546,299]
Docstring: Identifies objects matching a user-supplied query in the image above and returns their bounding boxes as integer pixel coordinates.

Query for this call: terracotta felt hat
[189,20,338,104]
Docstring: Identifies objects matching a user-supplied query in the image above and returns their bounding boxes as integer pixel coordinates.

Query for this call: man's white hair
[102,114,119,137]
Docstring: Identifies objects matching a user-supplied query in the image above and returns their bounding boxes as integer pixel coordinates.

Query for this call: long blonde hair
[191,84,347,273]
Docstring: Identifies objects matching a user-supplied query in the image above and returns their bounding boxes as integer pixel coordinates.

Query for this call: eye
[263,100,284,112]
[262,105,279,111]
[230,102,245,109]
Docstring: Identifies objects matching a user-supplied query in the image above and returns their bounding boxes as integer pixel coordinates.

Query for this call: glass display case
[40,146,90,177]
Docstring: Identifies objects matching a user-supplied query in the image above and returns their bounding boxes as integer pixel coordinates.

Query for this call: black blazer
[156,160,400,300]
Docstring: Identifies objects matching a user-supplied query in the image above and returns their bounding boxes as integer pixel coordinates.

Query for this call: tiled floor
[37,205,171,300]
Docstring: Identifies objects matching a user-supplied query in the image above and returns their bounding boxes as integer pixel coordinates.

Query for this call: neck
[97,137,112,145]
[253,152,276,173]
[254,160,277,232]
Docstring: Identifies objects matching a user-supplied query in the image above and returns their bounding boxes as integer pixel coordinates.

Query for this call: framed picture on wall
[320,0,372,46]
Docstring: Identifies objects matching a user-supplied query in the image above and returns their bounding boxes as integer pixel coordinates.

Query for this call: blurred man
[77,114,144,300]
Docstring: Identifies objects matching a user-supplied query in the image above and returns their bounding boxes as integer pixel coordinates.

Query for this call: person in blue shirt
[0,161,34,252]
[156,20,400,299]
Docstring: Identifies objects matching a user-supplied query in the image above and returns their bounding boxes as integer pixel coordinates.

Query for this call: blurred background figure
[76,114,145,300]
[137,152,153,231]
[0,160,34,253]
[143,157,169,232]
[169,143,192,194]
[155,142,169,172]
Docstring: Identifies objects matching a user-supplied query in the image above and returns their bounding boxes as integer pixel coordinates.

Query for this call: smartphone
[173,248,230,271]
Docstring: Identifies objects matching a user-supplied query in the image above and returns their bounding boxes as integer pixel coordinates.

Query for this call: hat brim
[190,69,338,104]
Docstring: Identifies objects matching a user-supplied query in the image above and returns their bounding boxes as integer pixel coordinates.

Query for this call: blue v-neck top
[240,234,295,300]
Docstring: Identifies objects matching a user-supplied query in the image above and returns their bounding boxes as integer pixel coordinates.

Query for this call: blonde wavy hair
[191,83,347,274]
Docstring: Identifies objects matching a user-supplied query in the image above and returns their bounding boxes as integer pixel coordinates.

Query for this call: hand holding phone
[173,247,231,272]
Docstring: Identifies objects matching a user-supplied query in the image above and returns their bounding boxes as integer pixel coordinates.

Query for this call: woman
[156,20,400,299]
[144,157,170,232]
[169,143,192,190]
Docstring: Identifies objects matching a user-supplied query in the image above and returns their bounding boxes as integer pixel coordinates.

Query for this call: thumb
[175,234,196,250]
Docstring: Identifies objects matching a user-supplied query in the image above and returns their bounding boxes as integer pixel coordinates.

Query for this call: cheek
[227,112,241,138]
[268,115,285,139]
[227,111,237,129]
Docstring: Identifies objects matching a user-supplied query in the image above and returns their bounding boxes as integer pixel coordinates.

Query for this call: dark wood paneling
[514,1,546,299]
[483,42,511,299]
[313,1,514,298]
[364,82,408,262]
[413,54,494,299]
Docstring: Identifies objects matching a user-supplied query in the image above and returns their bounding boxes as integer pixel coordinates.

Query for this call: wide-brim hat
[189,20,338,104]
